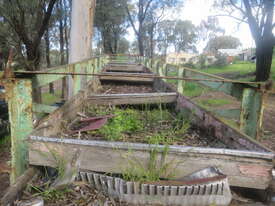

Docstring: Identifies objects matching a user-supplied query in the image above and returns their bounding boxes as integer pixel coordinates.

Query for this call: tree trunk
[138,34,144,56]
[58,0,67,99]
[25,44,42,103]
[45,29,54,94]
[255,40,274,82]
[68,0,95,98]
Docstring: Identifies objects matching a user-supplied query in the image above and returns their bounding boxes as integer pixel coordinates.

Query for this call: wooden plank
[33,103,58,114]
[177,67,184,93]
[28,136,274,190]
[33,57,106,87]
[32,77,102,137]
[100,72,154,83]
[87,93,177,105]
[153,78,272,153]
[5,79,33,183]
[214,108,240,120]
[1,167,38,206]
[240,88,264,139]
[106,65,143,72]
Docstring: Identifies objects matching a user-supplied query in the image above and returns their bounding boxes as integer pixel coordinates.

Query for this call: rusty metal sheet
[72,118,108,133]
[80,114,115,122]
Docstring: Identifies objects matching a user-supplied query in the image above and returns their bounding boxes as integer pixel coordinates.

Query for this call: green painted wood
[6,79,33,183]
[177,67,185,94]
[240,88,263,139]
[73,64,82,95]
[184,70,246,100]
[34,66,68,87]
[34,58,101,87]
[214,108,240,120]
[33,103,58,114]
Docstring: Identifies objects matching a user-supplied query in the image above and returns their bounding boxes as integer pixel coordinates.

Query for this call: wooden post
[6,79,33,183]
[165,64,168,77]
[68,0,96,99]
[240,88,264,139]
[73,64,81,95]
[177,66,185,94]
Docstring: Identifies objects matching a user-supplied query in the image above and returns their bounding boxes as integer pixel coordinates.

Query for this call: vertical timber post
[240,88,264,139]
[177,66,185,94]
[6,79,33,183]
[68,0,96,99]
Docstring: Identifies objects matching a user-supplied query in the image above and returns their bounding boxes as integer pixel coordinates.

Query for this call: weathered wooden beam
[5,79,33,183]
[153,78,272,153]
[177,67,185,94]
[87,92,177,105]
[106,65,143,72]
[214,108,240,120]
[28,136,274,190]
[33,103,58,114]
[100,72,154,83]
[240,88,264,139]
[31,77,102,138]
[0,167,38,206]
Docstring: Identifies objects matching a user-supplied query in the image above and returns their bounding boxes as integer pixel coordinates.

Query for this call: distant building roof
[218,49,243,56]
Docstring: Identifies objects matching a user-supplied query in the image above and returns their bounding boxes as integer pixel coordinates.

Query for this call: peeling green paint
[240,88,263,139]
[6,79,33,183]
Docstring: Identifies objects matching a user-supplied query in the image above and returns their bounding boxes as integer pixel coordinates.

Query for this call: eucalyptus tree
[0,0,58,70]
[125,0,182,56]
[95,0,128,54]
[214,0,274,81]
[204,35,242,54]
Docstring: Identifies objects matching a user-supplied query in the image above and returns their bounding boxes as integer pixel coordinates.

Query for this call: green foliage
[182,82,209,97]
[147,133,174,145]
[202,61,256,75]
[42,91,62,105]
[213,54,228,67]
[122,146,178,182]
[99,109,143,141]
[0,135,10,150]
[204,35,241,54]
[157,20,198,54]
[30,185,71,202]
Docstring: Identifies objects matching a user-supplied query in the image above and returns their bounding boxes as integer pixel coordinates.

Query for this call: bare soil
[100,83,155,94]
[0,141,11,200]
[62,107,227,149]
[16,177,267,206]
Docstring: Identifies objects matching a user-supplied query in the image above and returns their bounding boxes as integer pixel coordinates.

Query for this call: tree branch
[143,0,154,19]
[34,0,57,47]
[228,0,246,15]
[243,0,261,41]
[213,14,248,23]
[125,5,138,36]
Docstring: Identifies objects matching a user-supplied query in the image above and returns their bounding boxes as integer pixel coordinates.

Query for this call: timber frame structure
[0,54,274,203]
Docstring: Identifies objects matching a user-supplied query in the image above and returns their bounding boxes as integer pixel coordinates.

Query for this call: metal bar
[14,71,265,86]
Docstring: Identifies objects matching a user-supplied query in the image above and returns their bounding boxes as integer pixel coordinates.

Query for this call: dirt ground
[261,95,275,151]
[0,141,10,200]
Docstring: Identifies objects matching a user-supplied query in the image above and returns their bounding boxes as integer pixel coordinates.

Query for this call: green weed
[30,185,71,201]
[42,90,62,105]
[122,146,178,182]
[99,109,144,141]
[182,82,210,97]
[0,135,10,148]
